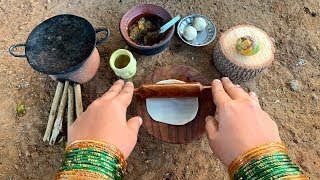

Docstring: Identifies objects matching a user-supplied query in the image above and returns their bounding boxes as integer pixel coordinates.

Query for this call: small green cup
[110,49,137,79]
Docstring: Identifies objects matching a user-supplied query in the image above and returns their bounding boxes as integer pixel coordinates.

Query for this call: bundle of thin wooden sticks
[42,81,83,145]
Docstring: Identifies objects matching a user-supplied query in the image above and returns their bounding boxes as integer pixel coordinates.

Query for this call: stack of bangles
[228,142,308,180]
[55,139,127,180]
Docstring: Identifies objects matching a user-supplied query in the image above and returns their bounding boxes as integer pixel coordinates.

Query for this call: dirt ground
[0,0,319,179]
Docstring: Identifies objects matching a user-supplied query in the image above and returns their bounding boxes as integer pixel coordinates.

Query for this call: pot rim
[120,4,175,50]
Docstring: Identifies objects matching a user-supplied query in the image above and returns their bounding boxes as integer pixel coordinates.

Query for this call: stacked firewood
[42,81,83,145]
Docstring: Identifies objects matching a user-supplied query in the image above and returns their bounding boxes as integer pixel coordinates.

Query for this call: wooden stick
[49,81,69,145]
[74,83,83,118]
[134,83,211,98]
[43,82,64,142]
[67,84,75,129]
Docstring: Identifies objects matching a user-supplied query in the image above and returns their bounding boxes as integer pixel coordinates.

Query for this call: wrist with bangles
[55,140,307,179]
[228,142,308,180]
[55,139,126,180]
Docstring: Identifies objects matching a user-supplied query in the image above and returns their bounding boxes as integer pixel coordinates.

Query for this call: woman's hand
[205,77,281,167]
[68,80,142,159]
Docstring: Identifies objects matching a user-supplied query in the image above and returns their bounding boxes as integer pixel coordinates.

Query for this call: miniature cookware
[9,14,110,84]
[120,4,174,55]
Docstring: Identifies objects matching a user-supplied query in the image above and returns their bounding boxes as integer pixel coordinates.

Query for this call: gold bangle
[66,139,127,172]
[55,169,112,179]
[280,174,308,180]
[228,142,287,178]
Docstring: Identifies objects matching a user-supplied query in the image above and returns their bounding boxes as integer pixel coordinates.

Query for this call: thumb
[127,116,142,135]
[205,115,219,140]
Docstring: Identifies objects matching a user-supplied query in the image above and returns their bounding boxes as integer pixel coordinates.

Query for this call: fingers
[249,91,259,103]
[100,80,134,107]
[221,77,249,100]
[127,116,142,135]
[205,115,219,140]
[101,80,125,100]
[211,79,232,107]
[115,81,134,107]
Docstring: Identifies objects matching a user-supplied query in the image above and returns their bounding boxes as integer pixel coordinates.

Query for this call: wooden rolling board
[136,65,215,144]
[213,25,275,82]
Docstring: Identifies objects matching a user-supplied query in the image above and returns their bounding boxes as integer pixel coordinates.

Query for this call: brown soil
[0,0,319,179]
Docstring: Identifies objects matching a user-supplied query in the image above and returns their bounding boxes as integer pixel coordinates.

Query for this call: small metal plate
[177,14,216,47]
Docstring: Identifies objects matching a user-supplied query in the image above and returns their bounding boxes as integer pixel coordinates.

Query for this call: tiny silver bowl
[177,14,216,46]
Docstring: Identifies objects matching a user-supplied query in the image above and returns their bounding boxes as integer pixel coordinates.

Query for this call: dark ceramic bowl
[120,4,174,55]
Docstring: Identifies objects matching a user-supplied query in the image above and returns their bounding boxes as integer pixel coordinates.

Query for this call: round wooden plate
[136,65,215,144]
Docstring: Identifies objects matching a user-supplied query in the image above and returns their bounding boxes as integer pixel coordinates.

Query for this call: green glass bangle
[233,153,303,180]
[255,166,301,180]
[244,155,293,178]
[243,153,289,170]
[64,158,117,173]
[62,148,124,180]
[68,147,119,160]
[238,160,293,179]
[64,157,123,177]
[233,153,290,179]
[64,159,123,177]
[65,155,120,169]
[66,148,122,169]
[252,165,300,180]
[64,151,120,170]
[248,161,299,179]
[271,171,303,179]
[65,149,120,165]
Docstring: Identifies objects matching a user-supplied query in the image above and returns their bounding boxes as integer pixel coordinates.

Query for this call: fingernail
[235,84,241,88]
[213,79,221,83]
[115,79,124,83]
[138,117,143,125]
[205,116,211,122]
[250,92,257,97]
[222,77,229,80]
[126,81,133,85]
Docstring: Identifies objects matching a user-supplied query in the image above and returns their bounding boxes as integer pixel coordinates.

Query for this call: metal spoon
[159,15,181,34]
[144,15,181,45]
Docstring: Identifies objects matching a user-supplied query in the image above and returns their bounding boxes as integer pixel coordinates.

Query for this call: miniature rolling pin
[134,82,211,98]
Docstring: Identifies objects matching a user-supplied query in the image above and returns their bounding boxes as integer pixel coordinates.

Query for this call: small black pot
[9,14,110,83]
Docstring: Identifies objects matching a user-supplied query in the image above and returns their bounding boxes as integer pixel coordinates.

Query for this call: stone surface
[289,80,300,91]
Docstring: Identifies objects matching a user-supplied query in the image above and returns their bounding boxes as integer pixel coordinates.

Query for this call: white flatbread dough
[146,79,199,125]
